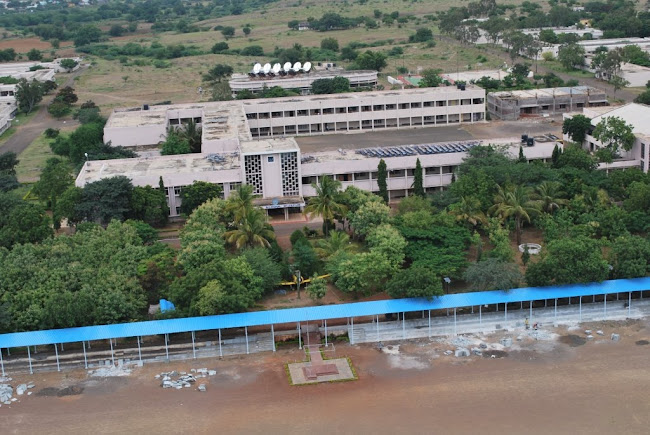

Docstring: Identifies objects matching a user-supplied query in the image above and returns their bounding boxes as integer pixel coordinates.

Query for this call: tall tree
[176,120,202,153]
[532,181,568,214]
[377,159,388,203]
[489,184,540,245]
[593,116,636,155]
[463,258,523,291]
[77,176,134,225]
[32,158,73,228]
[562,114,592,144]
[225,184,255,222]
[304,175,346,235]
[413,158,425,197]
[448,196,487,229]
[314,230,356,259]
[180,181,223,215]
[15,78,43,114]
[224,208,275,249]
[386,265,443,299]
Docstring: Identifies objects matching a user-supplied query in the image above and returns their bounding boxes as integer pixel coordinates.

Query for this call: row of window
[301,167,457,185]
[245,99,485,120]
[169,117,202,125]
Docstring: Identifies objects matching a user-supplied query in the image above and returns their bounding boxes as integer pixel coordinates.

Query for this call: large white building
[566,103,650,173]
[79,86,558,218]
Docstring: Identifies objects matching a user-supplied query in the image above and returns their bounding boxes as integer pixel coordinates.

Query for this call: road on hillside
[1,65,87,156]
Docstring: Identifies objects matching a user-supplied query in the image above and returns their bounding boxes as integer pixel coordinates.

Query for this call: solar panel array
[355,140,481,158]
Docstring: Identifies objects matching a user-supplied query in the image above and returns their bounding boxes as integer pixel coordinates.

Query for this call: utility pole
[296,269,301,299]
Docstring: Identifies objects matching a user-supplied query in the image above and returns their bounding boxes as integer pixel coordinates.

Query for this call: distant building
[229,67,378,97]
[488,86,607,121]
[595,62,650,88]
[566,103,650,173]
[298,22,311,31]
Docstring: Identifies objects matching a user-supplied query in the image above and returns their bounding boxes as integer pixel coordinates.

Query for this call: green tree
[161,131,191,155]
[609,235,650,279]
[349,200,391,237]
[562,114,592,144]
[129,185,168,227]
[463,258,523,291]
[377,159,388,203]
[593,116,636,155]
[221,26,235,39]
[211,42,229,53]
[243,26,251,36]
[385,265,443,299]
[320,37,339,51]
[74,24,103,47]
[558,42,586,70]
[203,64,234,86]
[77,176,134,225]
[304,175,346,235]
[27,48,42,61]
[180,181,223,215]
[241,247,282,293]
[489,184,540,245]
[55,186,84,226]
[413,158,424,197]
[109,24,125,37]
[532,181,568,214]
[526,236,609,286]
[355,50,387,71]
[409,27,434,43]
[306,274,327,300]
[624,181,650,213]
[15,78,43,114]
[55,86,78,105]
[176,120,202,153]
[329,251,392,296]
[486,217,514,262]
[556,145,598,171]
[226,184,256,222]
[291,238,320,278]
[367,224,407,269]
[448,196,487,229]
[32,158,72,227]
[419,69,443,88]
[0,193,53,248]
[314,230,356,259]
[0,151,19,192]
[47,100,70,118]
[609,74,630,98]
[224,208,275,249]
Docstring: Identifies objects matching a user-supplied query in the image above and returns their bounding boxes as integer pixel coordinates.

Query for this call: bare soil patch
[559,334,587,347]
[0,37,62,52]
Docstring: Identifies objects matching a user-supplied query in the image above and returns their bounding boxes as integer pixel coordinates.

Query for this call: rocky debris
[500,337,513,347]
[479,343,488,349]
[158,369,217,390]
[471,348,483,356]
[0,385,13,403]
[89,365,132,377]
[516,335,523,341]
[454,348,470,357]
[198,384,206,392]
[443,350,453,356]
[16,384,27,395]
[586,335,594,340]
[585,330,592,335]
[596,330,604,336]
[611,333,620,342]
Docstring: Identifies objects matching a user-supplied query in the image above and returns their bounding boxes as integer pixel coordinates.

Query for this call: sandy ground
[1,319,649,434]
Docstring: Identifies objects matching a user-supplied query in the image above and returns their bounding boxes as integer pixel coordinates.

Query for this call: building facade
[565,103,650,173]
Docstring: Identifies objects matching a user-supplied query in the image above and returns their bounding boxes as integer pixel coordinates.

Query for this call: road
[1,66,86,156]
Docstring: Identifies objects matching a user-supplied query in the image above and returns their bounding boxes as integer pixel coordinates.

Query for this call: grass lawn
[0,109,40,147]
[15,132,64,183]
[539,60,595,79]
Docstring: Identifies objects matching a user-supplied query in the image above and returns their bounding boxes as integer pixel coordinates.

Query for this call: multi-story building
[488,86,607,121]
[79,86,559,218]
[229,68,378,97]
[566,103,650,173]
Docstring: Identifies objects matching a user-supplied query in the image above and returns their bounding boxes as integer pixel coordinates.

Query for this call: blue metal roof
[1,278,648,348]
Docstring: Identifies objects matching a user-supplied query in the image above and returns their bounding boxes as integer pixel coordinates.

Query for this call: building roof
[75,152,241,187]
[0,277,647,348]
[240,137,299,155]
[590,103,650,137]
[490,86,606,100]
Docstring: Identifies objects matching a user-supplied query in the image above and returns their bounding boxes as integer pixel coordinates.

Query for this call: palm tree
[177,120,202,153]
[304,176,347,236]
[489,184,540,245]
[224,208,275,249]
[314,230,356,259]
[448,196,487,228]
[226,184,256,222]
[532,181,568,214]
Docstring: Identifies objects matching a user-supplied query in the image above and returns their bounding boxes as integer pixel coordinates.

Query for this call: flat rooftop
[240,137,299,154]
[230,69,376,83]
[590,103,650,137]
[76,152,240,186]
[241,85,483,107]
[490,86,606,100]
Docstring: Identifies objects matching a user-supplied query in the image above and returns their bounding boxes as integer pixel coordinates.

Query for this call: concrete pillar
[271,325,276,352]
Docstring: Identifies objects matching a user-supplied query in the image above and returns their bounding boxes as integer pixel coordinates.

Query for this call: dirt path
[1,319,648,434]
[1,66,87,156]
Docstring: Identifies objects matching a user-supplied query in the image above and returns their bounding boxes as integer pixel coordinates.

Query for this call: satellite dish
[283,62,292,72]
[293,62,302,71]
[303,61,312,73]
[273,63,281,74]
[263,63,271,74]
[253,63,261,74]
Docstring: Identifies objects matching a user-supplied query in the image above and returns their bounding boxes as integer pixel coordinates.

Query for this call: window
[193,117,202,123]
[173,187,182,196]
[348,106,359,113]
[284,111,295,117]
[175,206,181,215]
[362,105,372,112]
[267,156,275,163]
[323,108,334,114]
[302,176,317,185]
[297,110,308,116]
[406,168,415,176]
[169,118,180,125]
[371,171,378,179]
[389,169,405,177]
[354,172,370,180]
[385,104,396,110]
[410,102,421,108]
[272,111,282,118]
[373,105,384,111]
[425,167,440,175]
[336,174,351,182]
